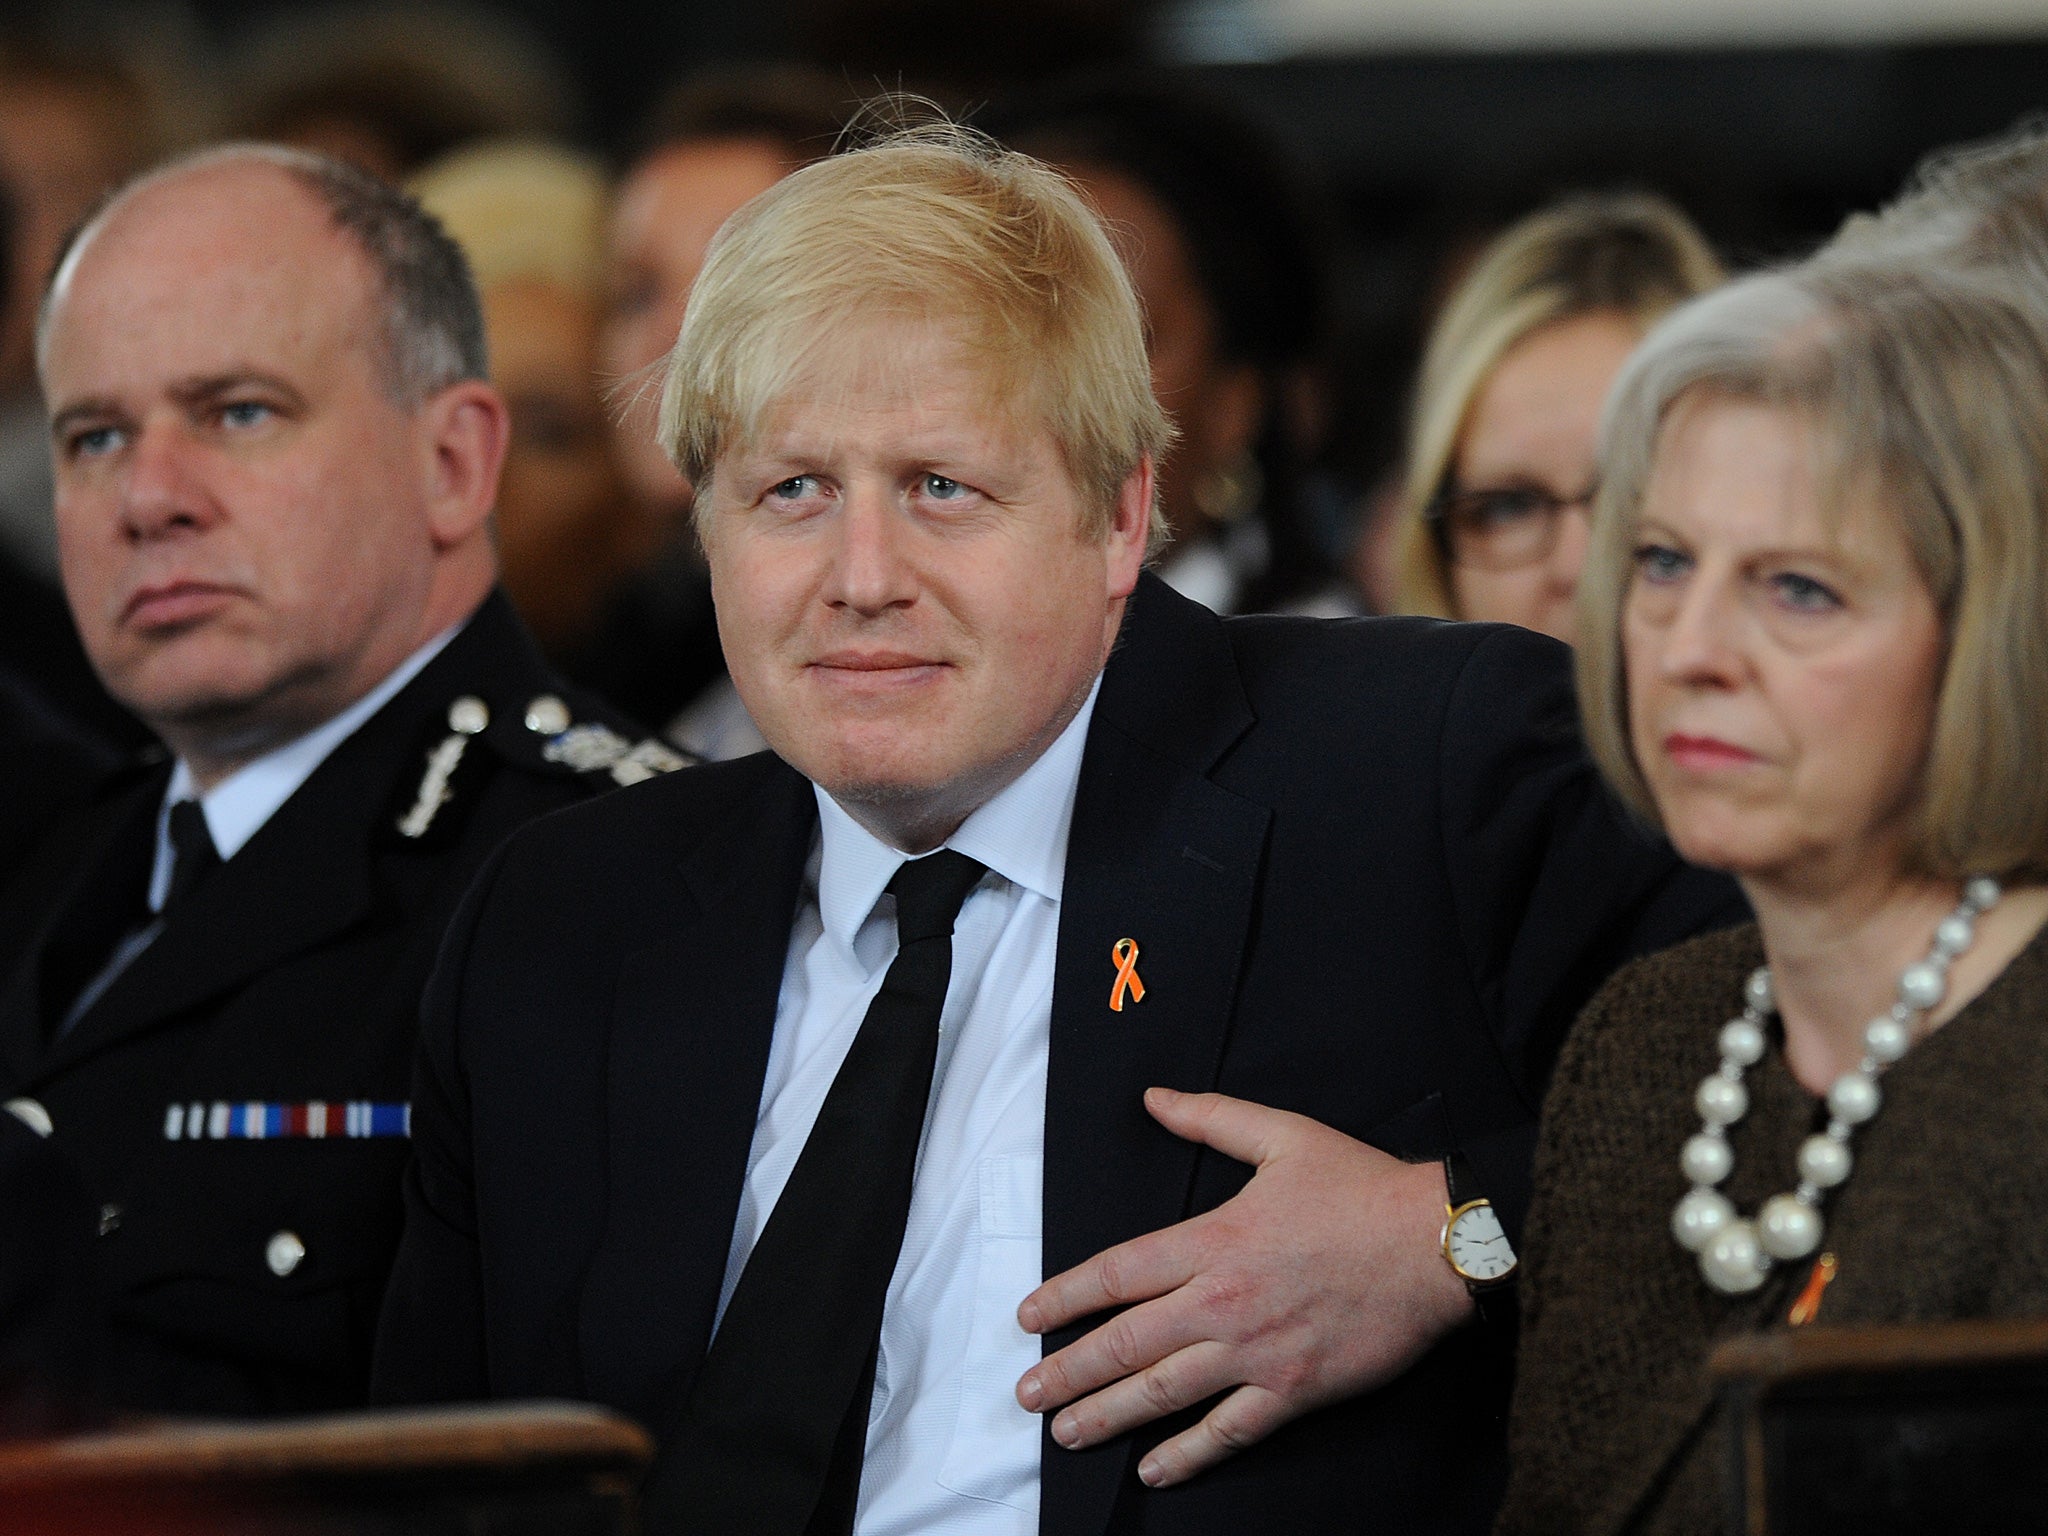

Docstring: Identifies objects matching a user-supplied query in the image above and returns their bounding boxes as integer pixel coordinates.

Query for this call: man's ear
[418,380,511,549]
[1105,455,1155,600]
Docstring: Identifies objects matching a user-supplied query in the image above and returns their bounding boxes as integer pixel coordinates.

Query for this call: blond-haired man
[376,125,1738,1534]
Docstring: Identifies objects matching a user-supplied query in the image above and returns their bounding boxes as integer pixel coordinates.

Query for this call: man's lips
[809,650,946,673]
[123,580,238,629]
[1662,732,1763,770]
[805,649,950,697]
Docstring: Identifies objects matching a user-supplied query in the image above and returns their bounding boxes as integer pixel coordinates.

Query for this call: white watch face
[1446,1201,1518,1283]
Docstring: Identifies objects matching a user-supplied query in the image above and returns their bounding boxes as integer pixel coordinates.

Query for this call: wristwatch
[1441,1150,1517,1322]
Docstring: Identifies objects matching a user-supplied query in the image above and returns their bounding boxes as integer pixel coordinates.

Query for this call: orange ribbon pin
[1109,938,1146,1011]
[1787,1252,1838,1327]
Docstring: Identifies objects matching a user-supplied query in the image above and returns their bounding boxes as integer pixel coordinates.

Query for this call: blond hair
[657,117,1173,545]
[1576,262,2048,882]
[1394,192,1723,616]
[408,138,608,297]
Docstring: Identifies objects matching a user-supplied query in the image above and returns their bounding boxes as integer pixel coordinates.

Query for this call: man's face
[698,320,1150,850]
[41,163,446,757]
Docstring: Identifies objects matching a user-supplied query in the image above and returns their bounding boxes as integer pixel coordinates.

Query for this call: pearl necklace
[1671,877,2002,1295]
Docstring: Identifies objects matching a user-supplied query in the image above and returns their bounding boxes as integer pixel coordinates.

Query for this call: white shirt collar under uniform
[150,623,458,910]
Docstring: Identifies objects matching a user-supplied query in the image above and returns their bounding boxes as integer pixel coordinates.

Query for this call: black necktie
[164,800,222,910]
[656,849,988,1536]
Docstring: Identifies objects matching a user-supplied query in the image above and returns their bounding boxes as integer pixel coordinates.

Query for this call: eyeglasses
[1427,482,1600,572]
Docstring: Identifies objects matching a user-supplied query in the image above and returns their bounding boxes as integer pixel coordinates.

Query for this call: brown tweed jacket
[1497,921,2048,1536]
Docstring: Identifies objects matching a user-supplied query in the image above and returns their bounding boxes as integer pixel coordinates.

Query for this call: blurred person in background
[0,171,119,883]
[228,1,575,183]
[577,63,851,758]
[1392,193,1722,646]
[0,16,199,746]
[411,140,651,660]
[603,65,847,533]
[992,79,1352,616]
[1502,258,2048,1536]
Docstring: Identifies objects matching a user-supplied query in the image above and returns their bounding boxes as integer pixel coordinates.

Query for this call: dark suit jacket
[374,575,1744,1534]
[0,591,681,1418]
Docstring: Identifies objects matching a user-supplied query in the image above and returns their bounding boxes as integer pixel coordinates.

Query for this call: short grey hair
[1822,118,2048,299]
[39,142,487,405]
[1576,259,2048,883]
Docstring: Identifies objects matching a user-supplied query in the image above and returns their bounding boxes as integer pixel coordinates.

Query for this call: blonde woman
[1501,261,2048,1533]
[1396,193,1722,643]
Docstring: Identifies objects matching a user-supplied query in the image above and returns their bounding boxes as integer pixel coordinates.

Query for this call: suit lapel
[1041,577,1271,1535]
[578,760,818,1430]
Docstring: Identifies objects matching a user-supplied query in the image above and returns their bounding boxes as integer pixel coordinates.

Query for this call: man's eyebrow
[49,398,122,439]
[48,373,309,439]
[169,371,307,411]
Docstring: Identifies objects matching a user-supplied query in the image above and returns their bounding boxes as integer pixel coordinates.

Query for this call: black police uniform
[0,590,690,1418]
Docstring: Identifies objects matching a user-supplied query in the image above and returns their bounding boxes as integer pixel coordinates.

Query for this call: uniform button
[523,694,571,736]
[98,1203,122,1236]
[266,1230,306,1278]
[447,696,490,736]
[3,1097,52,1137]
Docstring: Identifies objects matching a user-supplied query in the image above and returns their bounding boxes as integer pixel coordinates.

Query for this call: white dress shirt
[714,679,1101,1536]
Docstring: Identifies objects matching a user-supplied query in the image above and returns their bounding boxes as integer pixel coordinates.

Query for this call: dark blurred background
[170,3,2048,458]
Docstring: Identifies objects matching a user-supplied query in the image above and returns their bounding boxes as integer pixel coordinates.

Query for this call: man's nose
[119,422,220,539]
[824,486,919,615]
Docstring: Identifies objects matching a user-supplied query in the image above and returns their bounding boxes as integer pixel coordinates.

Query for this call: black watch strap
[1444,1148,1482,1212]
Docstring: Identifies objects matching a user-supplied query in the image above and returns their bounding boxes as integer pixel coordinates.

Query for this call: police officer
[0,145,687,1417]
